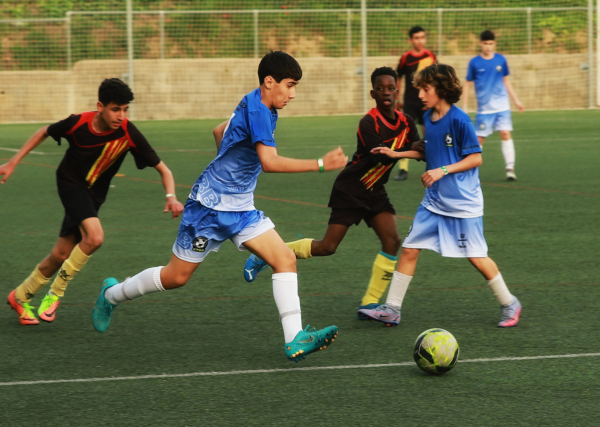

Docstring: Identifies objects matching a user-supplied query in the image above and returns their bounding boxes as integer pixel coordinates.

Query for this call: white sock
[105,267,166,305]
[272,272,303,343]
[386,271,412,308]
[501,139,515,170]
[488,272,514,306]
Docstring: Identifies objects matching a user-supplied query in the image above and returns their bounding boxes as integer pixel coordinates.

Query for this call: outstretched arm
[421,152,482,188]
[0,125,49,184]
[154,161,184,218]
[503,76,524,113]
[212,120,229,149]
[370,146,425,160]
[256,143,348,173]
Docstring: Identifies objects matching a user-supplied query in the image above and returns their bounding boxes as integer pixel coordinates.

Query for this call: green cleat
[284,325,339,362]
[92,277,119,333]
[38,292,60,323]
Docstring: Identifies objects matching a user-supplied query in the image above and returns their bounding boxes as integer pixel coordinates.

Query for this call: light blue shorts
[402,205,488,258]
[475,110,512,138]
[172,199,275,263]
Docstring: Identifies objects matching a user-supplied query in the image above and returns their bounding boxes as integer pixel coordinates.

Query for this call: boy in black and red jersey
[0,78,184,325]
[243,67,423,319]
[394,26,436,181]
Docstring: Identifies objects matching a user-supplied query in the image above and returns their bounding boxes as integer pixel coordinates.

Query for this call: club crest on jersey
[444,133,453,147]
[496,65,502,72]
[192,236,208,252]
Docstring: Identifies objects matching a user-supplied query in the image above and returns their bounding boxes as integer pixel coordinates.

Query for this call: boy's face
[409,31,427,51]
[418,84,440,110]
[370,75,398,109]
[479,40,496,56]
[266,77,298,109]
[97,101,129,130]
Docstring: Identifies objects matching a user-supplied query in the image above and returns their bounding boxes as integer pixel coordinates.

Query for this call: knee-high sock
[286,239,313,259]
[501,139,515,170]
[361,252,397,306]
[15,264,51,303]
[272,272,303,343]
[385,271,413,308]
[50,245,91,298]
[399,158,409,172]
[104,267,165,305]
[488,272,514,306]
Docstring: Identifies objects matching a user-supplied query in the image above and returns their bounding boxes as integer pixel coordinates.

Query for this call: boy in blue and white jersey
[92,51,349,362]
[463,30,524,181]
[359,64,522,328]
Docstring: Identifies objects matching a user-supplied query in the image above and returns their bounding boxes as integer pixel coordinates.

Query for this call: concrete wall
[0,54,593,124]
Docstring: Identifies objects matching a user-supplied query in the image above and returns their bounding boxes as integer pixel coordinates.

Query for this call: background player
[359,63,522,328]
[0,78,184,325]
[463,30,524,181]
[243,67,422,319]
[394,25,436,181]
[91,51,348,363]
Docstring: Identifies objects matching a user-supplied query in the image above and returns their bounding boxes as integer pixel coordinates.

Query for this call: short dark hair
[413,63,462,104]
[371,67,397,88]
[480,30,495,41]
[258,51,302,85]
[409,26,426,38]
[98,78,134,106]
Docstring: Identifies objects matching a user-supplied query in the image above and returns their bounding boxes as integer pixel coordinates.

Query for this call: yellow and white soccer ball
[413,328,459,375]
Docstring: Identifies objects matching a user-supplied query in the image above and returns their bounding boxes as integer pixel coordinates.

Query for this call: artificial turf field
[1,110,599,426]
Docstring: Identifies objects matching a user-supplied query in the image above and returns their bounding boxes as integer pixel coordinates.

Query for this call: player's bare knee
[401,247,419,261]
[50,248,70,265]
[317,240,338,256]
[271,248,297,271]
[382,234,401,255]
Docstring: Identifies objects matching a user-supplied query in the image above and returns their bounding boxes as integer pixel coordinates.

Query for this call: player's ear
[370,89,376,100]
[96,101,104,112]
[264,76,274,90]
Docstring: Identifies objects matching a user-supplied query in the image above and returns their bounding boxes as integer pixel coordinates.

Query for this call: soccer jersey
[189,88,277,212]
[466,53,510,114]
[47,112,161,204]
[420,105,483,218]
[396,49,436,107]
[329,108,420,209]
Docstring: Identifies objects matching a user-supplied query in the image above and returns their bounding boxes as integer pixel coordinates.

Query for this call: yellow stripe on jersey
[360,131,409,190]
[85,138,130,187]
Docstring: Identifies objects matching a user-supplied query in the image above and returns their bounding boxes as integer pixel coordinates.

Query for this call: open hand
[421,168,445,188]
[0,161,16,184]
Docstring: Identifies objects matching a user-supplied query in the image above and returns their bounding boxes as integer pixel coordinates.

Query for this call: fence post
[588,0,594,108]
[597,0,600,107]
[254,10,259,58]
[527,8,532,55]
[66,11,72,69]
[437,8,443,56]
[126,0,135,119]
[159,10,165,59]
[361,0,368,112]
[346,9,352,57]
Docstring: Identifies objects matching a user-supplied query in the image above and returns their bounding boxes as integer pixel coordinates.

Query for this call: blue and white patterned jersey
[466,53,510,114]
[421,105,483,218]
[189,88,277,211]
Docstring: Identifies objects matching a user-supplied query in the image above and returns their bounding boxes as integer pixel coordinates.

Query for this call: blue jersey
[189,88,277,211]
[466,53,510,114]
[421,105,483,218]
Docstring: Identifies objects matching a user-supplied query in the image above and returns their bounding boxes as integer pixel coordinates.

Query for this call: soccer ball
[413,328,459,375]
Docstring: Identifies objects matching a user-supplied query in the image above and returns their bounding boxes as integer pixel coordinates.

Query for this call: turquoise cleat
[243,254,269,282]
[92,277,119,333]
[284,325,339,362]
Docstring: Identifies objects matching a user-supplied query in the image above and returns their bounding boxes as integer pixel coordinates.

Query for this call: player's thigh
[474,113,495,138]
[494,110,513,133]
[242,229,296,273]
[402,205,441,253]
[438,216,488,258]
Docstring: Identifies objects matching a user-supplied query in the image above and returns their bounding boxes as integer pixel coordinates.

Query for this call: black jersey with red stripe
[328,108,421,209]
[397,49,436,107]
[47,112,161,204]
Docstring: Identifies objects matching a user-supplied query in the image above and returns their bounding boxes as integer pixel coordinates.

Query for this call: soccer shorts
[328,192,395,228]
[403,104,425,125]
[173,199,275,263]
[475,110,512,138]
[402,205,488,258]
[58,187,101,239]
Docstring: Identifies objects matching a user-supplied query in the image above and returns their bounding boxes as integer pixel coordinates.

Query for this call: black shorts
[58,187,101,239]
[328,197,396,228]
[403,104,425,125]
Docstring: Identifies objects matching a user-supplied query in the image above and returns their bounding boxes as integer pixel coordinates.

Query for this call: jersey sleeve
[126,121,161,169]
[248,109,276,147]
[47,114,80,145]
[396,53,407,77]
[401,114,425,158]
[358,116,395,166]
[465,58,475,82]
[455,116,481,156]
[502,55,510,76]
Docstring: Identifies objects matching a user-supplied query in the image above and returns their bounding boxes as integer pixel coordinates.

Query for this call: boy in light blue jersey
[463,30,524,181]
[92,51,348,362]
[359,64,522,328]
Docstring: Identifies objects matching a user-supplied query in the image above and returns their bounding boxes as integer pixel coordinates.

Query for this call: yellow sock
[286,239,314,259]
[399,158,409,172]
[361,252,397,306]
[15,264,51,303]
[50,245,91,298]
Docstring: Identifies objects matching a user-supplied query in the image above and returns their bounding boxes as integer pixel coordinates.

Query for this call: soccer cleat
[243,254,269,282]
[357,302,381,320]
[394,169,408,181]
[284,325,339,362]
[7,290,39,326]
[92,277,119,333]
[498,297,522,328]
[357,304,401,326]
[38,292,60,323]
[506,170,517,181]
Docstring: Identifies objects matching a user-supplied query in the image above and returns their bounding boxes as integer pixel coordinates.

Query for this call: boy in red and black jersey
[1,78,184,325]
[243,67,423,318]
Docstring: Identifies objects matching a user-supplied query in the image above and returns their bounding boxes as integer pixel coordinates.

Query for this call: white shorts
[475,110,512,138]
[402,205,488,258]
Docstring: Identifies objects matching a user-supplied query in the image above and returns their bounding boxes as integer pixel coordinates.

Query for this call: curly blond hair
[413,64,462,104]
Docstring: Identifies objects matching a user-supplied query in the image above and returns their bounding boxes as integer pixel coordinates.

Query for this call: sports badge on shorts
[444,133,453,147]
[192,236,208,252]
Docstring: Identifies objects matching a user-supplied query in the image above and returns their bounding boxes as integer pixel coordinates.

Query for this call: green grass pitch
[1,110,599,425]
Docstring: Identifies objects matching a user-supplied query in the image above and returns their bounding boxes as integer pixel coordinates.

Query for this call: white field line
[1,352,599,387]
[0,147,45,155]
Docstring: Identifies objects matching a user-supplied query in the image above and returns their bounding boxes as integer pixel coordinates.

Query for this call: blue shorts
[402,205,488,258]
[172,199,275,263]
[475,110,512,138]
